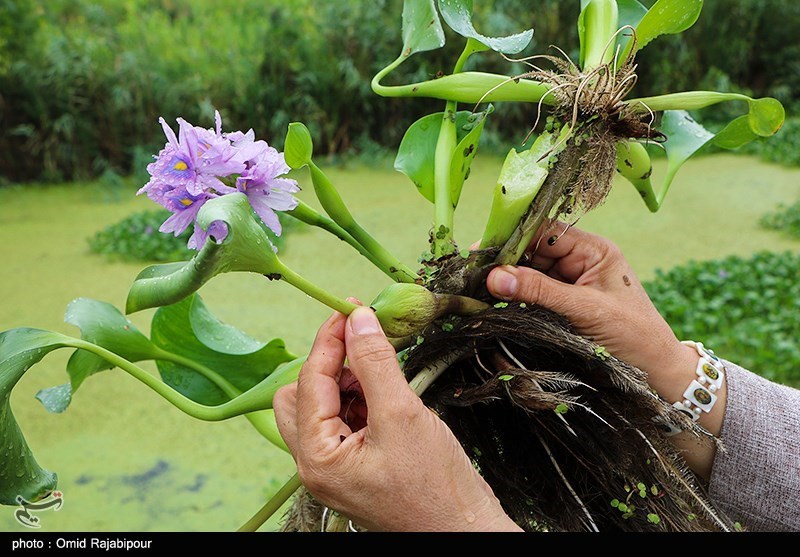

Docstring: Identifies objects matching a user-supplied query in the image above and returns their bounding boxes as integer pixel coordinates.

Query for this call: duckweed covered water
[0,154,798,531]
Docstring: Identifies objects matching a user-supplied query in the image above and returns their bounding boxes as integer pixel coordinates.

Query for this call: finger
[487,265,589,317]
[295,311,355,455]
[527,225,620,284]
[344,307,417,420]
[273,383,299,456]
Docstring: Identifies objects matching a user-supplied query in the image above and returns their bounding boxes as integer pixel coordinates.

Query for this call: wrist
[650,340,728,437]
[647,341,700,404]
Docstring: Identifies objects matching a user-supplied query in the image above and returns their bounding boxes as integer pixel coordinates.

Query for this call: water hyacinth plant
[0,0,786,532]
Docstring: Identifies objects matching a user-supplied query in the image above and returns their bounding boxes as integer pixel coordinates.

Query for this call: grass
[1,152,799,532]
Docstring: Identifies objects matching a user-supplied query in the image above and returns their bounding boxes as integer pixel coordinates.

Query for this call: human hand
[272,306,522,532]
[484,225,701,415]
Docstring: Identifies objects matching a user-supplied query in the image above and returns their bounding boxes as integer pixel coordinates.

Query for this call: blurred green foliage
[1,0,798,183]
[88,208,300,263]
[645,251,800,387]
[760,199,800,239]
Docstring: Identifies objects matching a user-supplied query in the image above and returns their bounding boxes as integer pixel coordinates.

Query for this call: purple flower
[138,111,299,250]
[235,145,300,235]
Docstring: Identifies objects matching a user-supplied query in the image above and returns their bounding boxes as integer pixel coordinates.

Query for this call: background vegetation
[2,0,799,184]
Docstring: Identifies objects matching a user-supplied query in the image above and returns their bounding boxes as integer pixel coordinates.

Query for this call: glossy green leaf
[618,91,785,211]
[622,0,703,60]
[36,298,162,413]
[402,0,445,57]
[616,0,649,54]
[151,295,296,406]
[395,109,490,204]
[437,0,533,54]
[449,106,491,205]
[480,128,565,249]
[284,122,313,170]
[0,328,71,504]
[126,193,282,314]
[188,296,266,355]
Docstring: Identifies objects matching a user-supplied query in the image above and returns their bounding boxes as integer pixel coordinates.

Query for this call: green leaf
[498,374,514,382]
[616,0,649,54]
[437,0,533,54]
[619,94,785,211]
[0,328,73,504]
[284,122,313,169]
[126,193,282,314]
[35,299,162,413]
[658,106,781,200]
[151,295,296,406]
[449,106,490,205]
[622,0,703,60]
[188,295,267,355]
[402,0,445,57]
[555,403,569,414]
[395,109,490,204]
[479,129,561,249]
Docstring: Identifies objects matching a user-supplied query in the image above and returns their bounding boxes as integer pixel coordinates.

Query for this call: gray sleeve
[708,360,800,532]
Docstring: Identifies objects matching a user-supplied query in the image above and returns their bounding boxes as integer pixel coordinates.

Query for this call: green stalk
[237,472,303,532]
[273,260,358,315]
[287,200,389,276]
[69,340,273,421]
[307,161,419,283]
[153,348,288,448]
[433,103,458,257]
[373,68,553,105]
[432,43,480,257]
[580,0,619,71]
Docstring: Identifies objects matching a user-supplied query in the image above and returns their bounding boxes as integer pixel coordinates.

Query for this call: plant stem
[432,44,477,258]
[433,103,457,257]
[237,472,303,532]
[373,60,552,104]
[287,201,390,277]
[408,348,468,395]
[153,348,287,447]
[274,262,358,315]
[308,162,419,283]
[70,339,268,421]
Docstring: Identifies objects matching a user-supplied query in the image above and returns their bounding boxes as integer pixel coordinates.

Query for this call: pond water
[1,153,798,531]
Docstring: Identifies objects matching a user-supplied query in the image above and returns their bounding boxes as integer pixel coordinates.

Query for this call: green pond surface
[1,153,799,532]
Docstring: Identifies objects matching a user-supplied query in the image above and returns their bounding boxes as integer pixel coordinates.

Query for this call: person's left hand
[272,306,522,532]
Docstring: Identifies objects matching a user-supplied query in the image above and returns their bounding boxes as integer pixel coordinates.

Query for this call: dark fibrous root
[398,302,735,532]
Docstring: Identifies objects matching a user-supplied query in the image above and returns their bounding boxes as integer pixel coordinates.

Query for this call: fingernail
[491,269,518,299]
[350,307,382,335]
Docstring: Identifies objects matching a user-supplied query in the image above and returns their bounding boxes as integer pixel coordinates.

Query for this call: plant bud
[370,283,441,338]
[370,283,489,338]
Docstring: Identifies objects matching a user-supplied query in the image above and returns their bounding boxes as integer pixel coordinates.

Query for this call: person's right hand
[484,224,725,479]
[485,224,692,381]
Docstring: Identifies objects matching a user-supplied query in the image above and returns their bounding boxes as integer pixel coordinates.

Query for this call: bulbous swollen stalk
[370,283,489,338]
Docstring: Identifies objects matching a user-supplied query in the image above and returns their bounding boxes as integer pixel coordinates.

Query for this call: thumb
[344,307,414,412]
[487,265,583,317]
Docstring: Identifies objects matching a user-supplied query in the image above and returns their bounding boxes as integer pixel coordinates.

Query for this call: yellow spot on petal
[173,161,188,171]
[180,198,193,206]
